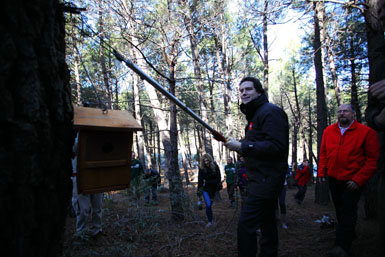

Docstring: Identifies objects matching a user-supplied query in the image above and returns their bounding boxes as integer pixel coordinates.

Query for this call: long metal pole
[114,50,226,142]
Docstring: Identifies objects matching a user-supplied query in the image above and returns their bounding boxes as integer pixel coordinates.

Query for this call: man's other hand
[225,137,241,152]
[369,79,385,100]
[346,180,359,191]
[375,108,385,127]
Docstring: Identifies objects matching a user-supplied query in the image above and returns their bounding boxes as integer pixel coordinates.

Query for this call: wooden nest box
[74,106,142,194]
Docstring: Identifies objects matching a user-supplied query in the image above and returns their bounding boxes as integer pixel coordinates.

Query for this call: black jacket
[197,163,221,199]
[144,169,161,187]
[240,94,289,198]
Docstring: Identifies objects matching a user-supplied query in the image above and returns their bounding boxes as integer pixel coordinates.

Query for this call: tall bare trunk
[70,14,82,106]
[313,1,329,205]
[131,67,145,167]
[320,2,341,106]
[178,132,190,185]
[349,37,361,122]
[262,0,269,96]
[182,0,212,155]
[167,59,186,220]
[308,91,315,182]
[363,0,385,225]
[97,0,112,109]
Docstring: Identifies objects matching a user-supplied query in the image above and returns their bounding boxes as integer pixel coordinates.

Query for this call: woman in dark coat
[197,153,221,227]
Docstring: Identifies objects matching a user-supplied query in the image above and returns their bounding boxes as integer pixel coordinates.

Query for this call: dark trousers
[203,191,213,222]
[294,184,307,203]
[329,177,362,252]
[238,183,278,257]
[227,183,235,203]
[145,184,157,203]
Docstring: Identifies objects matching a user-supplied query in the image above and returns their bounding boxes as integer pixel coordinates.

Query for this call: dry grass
[61,182,381,257]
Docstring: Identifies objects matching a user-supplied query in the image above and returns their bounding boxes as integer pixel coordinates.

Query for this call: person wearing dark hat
[225,77,289,257]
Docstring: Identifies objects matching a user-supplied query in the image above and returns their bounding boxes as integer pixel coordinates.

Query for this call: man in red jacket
[318,104,379,257]
[294,159,310,204]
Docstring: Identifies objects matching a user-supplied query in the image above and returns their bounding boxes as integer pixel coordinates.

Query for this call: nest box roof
[73,106,143,131]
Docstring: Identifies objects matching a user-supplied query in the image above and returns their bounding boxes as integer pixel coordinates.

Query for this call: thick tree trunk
[168,71,186,220]
[1,1,73,256]
[364,0,385,235]
[313,1,329,205]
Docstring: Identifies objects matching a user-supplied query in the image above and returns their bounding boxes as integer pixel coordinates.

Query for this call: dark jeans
[203,191,213,222]
[227,183,235,203]
[238,182,278,257]
[238,185,247,208]
[329,177,362,252]
[145,184,157,203]
[294,184,307,203]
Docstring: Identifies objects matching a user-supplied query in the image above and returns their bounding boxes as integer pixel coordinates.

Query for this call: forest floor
[61,171,382,257]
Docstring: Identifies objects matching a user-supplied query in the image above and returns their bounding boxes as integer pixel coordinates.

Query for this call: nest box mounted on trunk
[73,106,142,194]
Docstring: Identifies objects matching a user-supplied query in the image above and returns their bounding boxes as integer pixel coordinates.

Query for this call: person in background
[235,156,248,208]
[224,156,236,207]
[144,167,161,205]
[294,159,310,204]
[225,76,289,257]
[197,153,222,227]
[319,104,379,257]
[72,132,103,238]
[129,152,144,203]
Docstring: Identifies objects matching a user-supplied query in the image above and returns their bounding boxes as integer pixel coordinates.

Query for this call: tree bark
[349,39,361,122]
[262,0,269,95]
[182,0,212,156]
[178,132,190,185]
[320,2,341,106]
[363,0,385,231]
[70,14,82,106]
[1,1,73,256]
[97,0,112,109]
[313,1,329,205]
[308,91,315,183]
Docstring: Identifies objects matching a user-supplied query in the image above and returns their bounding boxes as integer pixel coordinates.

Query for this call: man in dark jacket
[225,77,289,257]
[144,168,161,205]
[225,156,236,207]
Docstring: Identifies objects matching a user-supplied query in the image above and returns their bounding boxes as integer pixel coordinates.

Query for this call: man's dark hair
[240,77,265,94]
